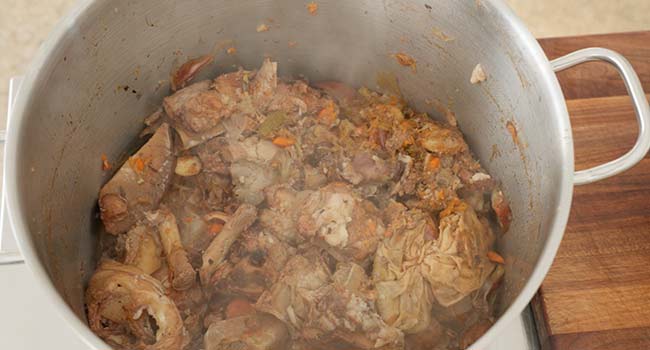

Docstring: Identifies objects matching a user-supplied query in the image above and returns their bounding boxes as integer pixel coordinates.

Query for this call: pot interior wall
[15,0,566,325]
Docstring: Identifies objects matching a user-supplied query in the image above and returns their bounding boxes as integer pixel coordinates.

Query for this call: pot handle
[550,48,650,185]
[0,77,24,265]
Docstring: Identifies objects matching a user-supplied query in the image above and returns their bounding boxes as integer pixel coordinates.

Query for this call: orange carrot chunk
[306,2,318,15]
[487,251,505,264]
[208,223,224,236]
[272,136,296,147]
[128,156,146,174]
[427,156,441,170]
[101,154,112,171]
[317,102,338,125]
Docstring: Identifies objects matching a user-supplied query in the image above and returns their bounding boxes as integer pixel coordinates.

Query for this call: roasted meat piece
[260,182,386,266]
[425,200,496,306]
[373,199,497,337]
[204,313,290,350]
[301,284,403,350]
[194,137,230,175]
[249,59,278,111]
[163,81,227,148]
[331,261,375,300]
[404,320,449,350]
[297,183,385,264]
[251,59,328,117]
[99,123,174,235]
[163,67,256,149]
[146,208,196,291]
[215,230,295,300]
[257,254,404,350]
[122,224,162,275]
[372,203,436,334]
[86,260,188,350]
[255,254,331,330]
[152,263,208,349]
[417,121,468,155]
[269,80,329,116]
[225,136,293,205]
[259,185,310,244]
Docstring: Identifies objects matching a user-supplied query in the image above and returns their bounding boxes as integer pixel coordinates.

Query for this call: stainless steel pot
[2,0,649,349]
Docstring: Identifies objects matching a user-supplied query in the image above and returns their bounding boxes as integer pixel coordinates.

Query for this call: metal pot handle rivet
[551,48,650,185]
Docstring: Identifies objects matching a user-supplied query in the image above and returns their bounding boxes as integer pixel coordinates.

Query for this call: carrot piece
[427,156,441,170]
[439,198,468,218]
[306,1,318,15]
[225,298,254,319]
[101,154,112,171]
[135,158,145,172]
[272,136,296,147]
[226,47,236,55]
[129,157,145,174]
[128,156,146,174]
[317,101,338,125]
[487,251,505,264]
[208,223,224,236]
[182,217,194,223]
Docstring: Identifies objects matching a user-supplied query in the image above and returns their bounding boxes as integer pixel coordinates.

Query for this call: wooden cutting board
[531,31,650,350]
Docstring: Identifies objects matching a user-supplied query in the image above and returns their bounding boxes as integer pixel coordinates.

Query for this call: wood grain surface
[532,31,650,350]
[539,31,650,100]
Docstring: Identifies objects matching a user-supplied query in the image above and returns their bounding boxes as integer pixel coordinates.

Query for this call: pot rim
[468,1,574,348]
[3,0,574,348]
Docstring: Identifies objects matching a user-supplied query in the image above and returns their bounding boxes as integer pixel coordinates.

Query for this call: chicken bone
[146,209,196,291]
[200,203,258,285]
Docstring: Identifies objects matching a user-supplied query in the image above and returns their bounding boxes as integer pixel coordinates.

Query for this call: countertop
[534,31,650,350]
